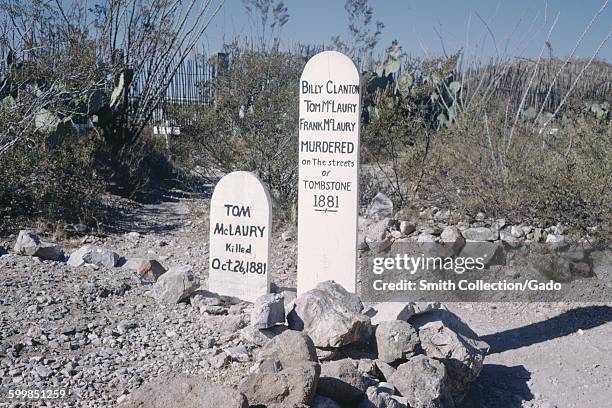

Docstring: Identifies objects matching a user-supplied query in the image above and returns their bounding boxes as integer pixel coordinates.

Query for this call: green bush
[424,104,611,239]
[0,132,106,230]
[170,45,305,205]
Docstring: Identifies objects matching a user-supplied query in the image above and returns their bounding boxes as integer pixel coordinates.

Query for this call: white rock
[251,293,285,329]
[462,227,498,241]
[151,265,199,304]
[68,245,119,268]
[13,230,64,261]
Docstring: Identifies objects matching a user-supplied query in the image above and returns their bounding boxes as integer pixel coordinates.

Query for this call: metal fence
[129,53,220,128]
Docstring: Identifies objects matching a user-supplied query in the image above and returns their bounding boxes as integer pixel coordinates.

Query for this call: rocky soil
[0,189,610,407]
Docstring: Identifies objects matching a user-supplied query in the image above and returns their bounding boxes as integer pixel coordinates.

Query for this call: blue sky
[203,0,611,61]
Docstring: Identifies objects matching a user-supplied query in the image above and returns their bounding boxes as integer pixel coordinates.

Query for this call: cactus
[396,72,413,98]
[362,41,462,129]
[588,101,610,121]
[1,52,133,136]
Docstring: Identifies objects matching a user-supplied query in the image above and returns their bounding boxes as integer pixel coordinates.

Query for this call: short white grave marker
[209,171,272,302]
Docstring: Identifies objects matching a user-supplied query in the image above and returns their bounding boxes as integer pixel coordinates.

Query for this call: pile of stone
[122,281,488,408]
[360,193,577,255]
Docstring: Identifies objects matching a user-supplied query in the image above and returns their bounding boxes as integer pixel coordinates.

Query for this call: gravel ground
[0,190,610,407]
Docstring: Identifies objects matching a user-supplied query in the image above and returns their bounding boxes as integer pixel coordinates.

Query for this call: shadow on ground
[104,188,211,235]
[482,305,612,354]
[461,305,612,406]
[460,364,533,408]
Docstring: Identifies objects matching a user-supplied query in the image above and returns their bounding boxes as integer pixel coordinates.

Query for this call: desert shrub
[94,132,174,200]
[424,102,611,238]
[171,45,305,205]
[0,132,106,230]
[360,46,458,207]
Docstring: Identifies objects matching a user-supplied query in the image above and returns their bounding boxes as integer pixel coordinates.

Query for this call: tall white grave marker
[297,51,361,295]
[209,171,272,302]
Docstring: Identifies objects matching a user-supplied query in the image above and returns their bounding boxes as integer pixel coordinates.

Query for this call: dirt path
[453,302,612,408]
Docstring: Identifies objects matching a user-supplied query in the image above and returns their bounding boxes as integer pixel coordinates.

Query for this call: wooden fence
[462,58,611,111]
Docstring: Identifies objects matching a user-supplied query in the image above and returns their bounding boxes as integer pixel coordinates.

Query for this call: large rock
[315,280,363,313]
[67,244,119,267]
[255,330,318,365]
[13,230,64,261]
[389,355,453,408]
[239,363,320,406]
[251,293,286,329]
[367,193,394,220]
[287,281,371,348]
[318,358,377,405]
[375,320,420,363]
[151,265,199,304]
[410,309,488,403]
[239,330,320,406]
[118,374,248,408]
[461,227,498,241]
[364,218,396,254]
[439,226,465,254]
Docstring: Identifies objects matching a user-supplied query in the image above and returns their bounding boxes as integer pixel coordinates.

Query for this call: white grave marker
[209,171,272,302]
[297,51,361,295]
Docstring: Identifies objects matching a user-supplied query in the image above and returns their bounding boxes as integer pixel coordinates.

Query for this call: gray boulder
[239,325,288,347]
[68,244,119,268]
[367,193,394,220]
[239,330,320,406]
[239,364,319,406]
[417,322,484,402]
[399,221,416,236]
[439,226,465,254]
[316,280,363,313]
[14,230,64,261]
[461,227,498,241]
[499,229,522,247]
[287,281,371,348]
[366,235,394,253]
[121,257,146,271]
[255,329,318,365]
[365,218,394,241]
[318,358,377,405]
[409,309,489,403]
[375,320,420,363]
[364,218,396,254]
[151,265,199,304]
[118,374,248,408]
[389,355,454,408]
[251,293,285,329]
